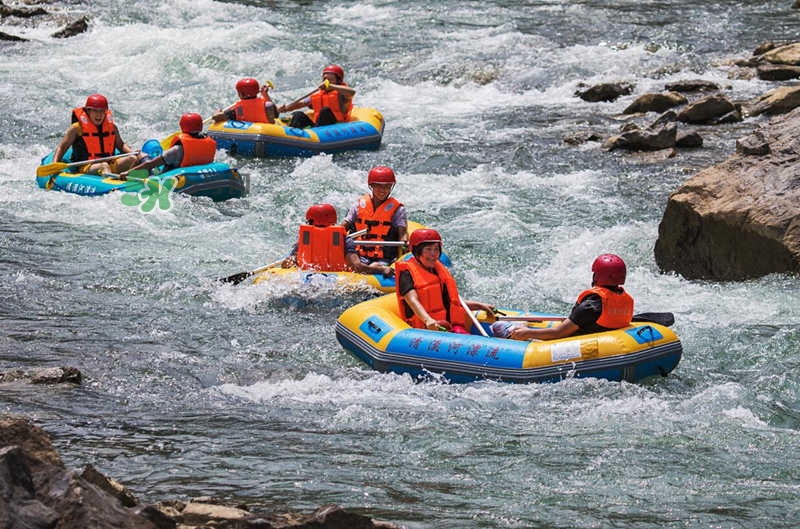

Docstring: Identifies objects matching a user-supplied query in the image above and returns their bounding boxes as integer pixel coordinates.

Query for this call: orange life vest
[296,225,350,271]
[353,195,402,260]
[71,107,117,160]
[169,133,217,167]
[395,257,466,329]
[310,84,353,122]
[576,286,634,329]
[232,97,270,122]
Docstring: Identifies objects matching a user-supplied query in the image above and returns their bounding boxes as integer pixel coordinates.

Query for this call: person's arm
[346,252,392,276]
[213,107,237,123]
[326,82,355,99]
[264,101,277,123]
[340,204,358,231]
[465,300,495,315]
[113,125,136,155]
[277,97,311,114]
[509,318,579,341]
[53,124,80,162]
[119,155,163,179]
[120,145,180,179]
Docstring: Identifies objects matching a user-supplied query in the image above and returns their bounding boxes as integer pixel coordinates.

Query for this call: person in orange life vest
[281,204,394,277]
[341,166,408,267]
[506,254,635,341]
[53,94,144,175]
[396,229,494,334]
[211,78,277,124]
[119,113,216,180]
[276,64,355,128]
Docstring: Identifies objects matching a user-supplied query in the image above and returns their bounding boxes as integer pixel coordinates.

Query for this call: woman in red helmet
[341,166,408,267]
[507,254,635,341]
[120,113,216,179]
[277,64,355,128]
[281,204,393,276]
[53,93,143,175]
[211,78,276,124]
[396,229,494,333]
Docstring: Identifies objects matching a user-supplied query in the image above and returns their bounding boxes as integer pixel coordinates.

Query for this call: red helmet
[409,228,442,255]
[179,112,204,134]
[84,94,108,111]
[322,64,344,82]
[591,254,627,285]
[305,204,337,227]
[367,166,396,185]
[235,77,260,98]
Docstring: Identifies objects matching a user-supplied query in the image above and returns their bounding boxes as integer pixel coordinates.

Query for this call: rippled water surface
[2,1,800,527]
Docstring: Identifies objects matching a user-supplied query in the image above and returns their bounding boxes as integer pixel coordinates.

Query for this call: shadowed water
[1,1,799,527]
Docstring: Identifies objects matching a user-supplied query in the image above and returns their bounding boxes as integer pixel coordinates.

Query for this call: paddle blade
[36,161,68,177]
[632,312,675,327]
[160,132,179,150]
[218,271,253,285]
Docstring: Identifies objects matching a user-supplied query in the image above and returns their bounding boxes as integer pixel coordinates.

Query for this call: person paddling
[341,166,408,269]
[282,204,393,277]
[53,94,143,175]
[396,229,494,334]
[504,254,635,341]
[276,64,355,128]
[211,78,277,124]
[120,113,216,179]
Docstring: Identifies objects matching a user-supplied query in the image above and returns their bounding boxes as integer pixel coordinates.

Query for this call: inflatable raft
[335,294,683,384]
[207,107,384,157]
[253,266,398,293]
[247,222,450,293]
[36,151,248,202]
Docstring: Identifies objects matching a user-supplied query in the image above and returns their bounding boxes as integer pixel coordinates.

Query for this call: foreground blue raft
[36,151,248,202]
[336,294,683,384]
[207,107,384,157]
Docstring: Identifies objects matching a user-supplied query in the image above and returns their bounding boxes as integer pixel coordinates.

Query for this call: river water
[2,1,800,527]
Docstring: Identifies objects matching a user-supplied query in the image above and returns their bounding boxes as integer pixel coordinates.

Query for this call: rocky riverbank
[1,400,398,529]
[572,41,800,280]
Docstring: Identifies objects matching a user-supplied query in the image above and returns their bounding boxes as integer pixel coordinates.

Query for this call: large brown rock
[654,107,800,280]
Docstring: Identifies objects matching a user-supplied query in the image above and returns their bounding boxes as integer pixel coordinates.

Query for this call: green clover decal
[120,175,178,213]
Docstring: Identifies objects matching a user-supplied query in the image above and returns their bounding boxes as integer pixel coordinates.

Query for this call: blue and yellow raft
[336,294,683,384]
[36,150,248,202]
[207,107,384,157]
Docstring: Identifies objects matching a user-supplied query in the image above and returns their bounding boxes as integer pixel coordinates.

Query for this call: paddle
[498,312,675,327]
[352,240,407,247]
[37,151,141,178]
[218,258,286,285]
[97,169,150,182]
[460,295,489,337]
[278,80,329,115]
[218,227,370,285]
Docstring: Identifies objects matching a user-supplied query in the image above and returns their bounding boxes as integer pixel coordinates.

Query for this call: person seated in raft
[396,229,494,334]
[53,93,145,175]
[504,253,634,341]
[211,77,277,124]
[119,113,216,180]
[276,64,355,128]
[341,165,408,269]
[282,204,394,277]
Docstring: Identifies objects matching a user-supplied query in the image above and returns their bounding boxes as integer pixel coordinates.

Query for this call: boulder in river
[654,107,800,280]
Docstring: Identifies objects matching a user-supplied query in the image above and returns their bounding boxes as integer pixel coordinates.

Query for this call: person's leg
[314,107,338,126]
[289,111,314,128]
